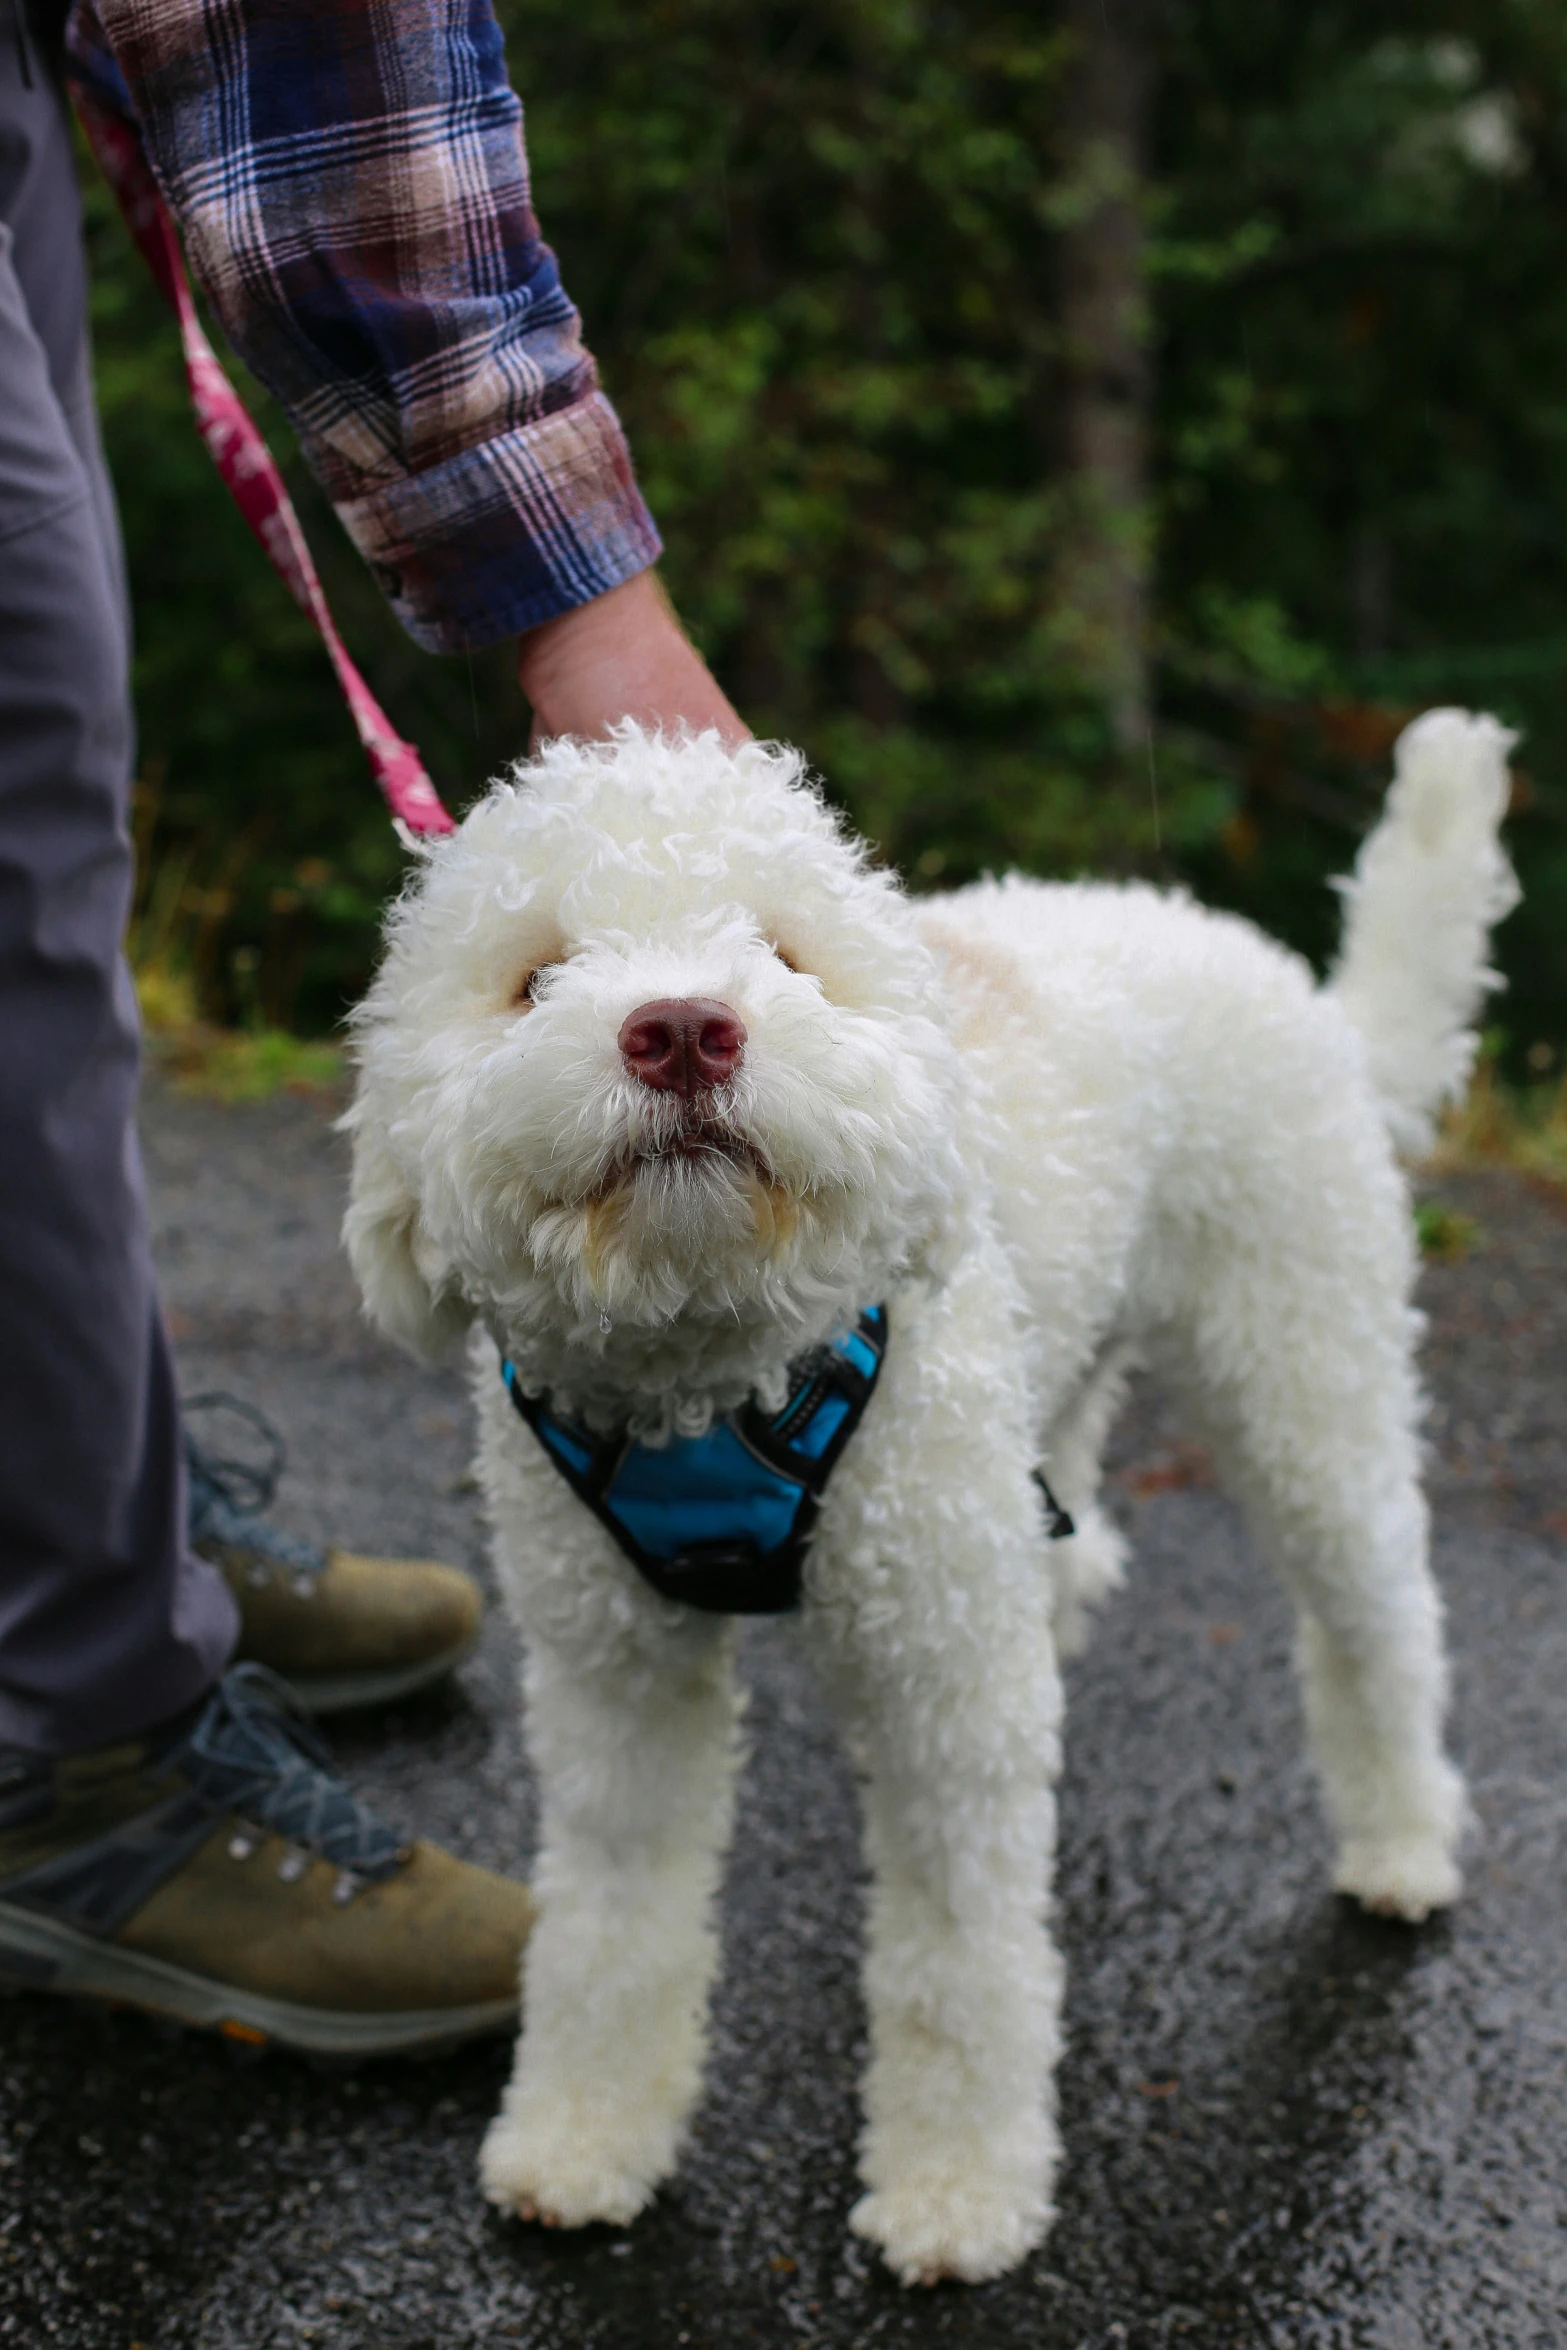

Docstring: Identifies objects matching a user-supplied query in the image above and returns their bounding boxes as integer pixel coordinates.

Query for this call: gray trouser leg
[0,29,238,1751]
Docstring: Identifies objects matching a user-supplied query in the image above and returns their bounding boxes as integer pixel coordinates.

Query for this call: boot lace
[171,1663,407,1882]
[183,1392,327,1584]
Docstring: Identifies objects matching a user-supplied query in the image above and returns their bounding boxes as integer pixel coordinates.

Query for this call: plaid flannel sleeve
[75,0,662,652]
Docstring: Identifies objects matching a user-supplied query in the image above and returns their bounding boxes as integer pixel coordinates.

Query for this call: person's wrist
[516,571,749,747]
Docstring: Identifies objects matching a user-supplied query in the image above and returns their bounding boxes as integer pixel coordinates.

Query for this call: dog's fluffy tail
[1328,707,1520,1156]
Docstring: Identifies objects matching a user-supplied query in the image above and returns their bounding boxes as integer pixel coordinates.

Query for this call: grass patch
[1414,1201,1482,1261]
[135,957,343,1102]
[156,1024,344,1103]
[1429,1054,1567,1187]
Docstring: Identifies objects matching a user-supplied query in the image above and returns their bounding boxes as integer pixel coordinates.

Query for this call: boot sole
[274,1632,478,1717]
[0,1899,515,2057]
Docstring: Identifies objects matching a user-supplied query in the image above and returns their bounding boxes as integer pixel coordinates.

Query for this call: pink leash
[75,93,456,839]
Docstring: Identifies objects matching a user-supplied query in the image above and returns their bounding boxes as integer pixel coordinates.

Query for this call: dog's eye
[771,944,801,974]
[512,962,560,1011]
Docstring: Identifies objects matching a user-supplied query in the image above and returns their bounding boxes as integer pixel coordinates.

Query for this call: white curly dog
[343,709,1516,2286]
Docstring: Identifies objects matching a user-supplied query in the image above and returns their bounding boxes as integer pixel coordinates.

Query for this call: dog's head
[343,728,969,1420]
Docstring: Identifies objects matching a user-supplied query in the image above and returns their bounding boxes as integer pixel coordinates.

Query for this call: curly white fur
[1330,707,1520,1153]
[343,712,1514,2285]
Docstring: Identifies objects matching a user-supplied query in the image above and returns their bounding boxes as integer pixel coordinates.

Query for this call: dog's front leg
[840,1650,1064,2285]
[480,1594,740,2229]
[804,1292,1066,2284]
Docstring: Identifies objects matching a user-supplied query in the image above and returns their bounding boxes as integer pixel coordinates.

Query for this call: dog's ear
[341,1106,472,1363]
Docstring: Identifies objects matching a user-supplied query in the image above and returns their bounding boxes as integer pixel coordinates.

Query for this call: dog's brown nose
[618,998,747,1095]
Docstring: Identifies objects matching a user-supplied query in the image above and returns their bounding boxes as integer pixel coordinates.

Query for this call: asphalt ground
[1,1077,1563,2350]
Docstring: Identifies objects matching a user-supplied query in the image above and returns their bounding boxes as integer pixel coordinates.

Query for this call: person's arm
[74,0,745,742]
[515,573,746,745]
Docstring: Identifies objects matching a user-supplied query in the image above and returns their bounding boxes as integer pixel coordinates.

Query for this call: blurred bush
[83,0,1567,1054]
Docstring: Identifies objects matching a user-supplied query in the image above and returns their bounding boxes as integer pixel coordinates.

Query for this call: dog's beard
[525,1110,810,1328]
[595,1088,774,1191]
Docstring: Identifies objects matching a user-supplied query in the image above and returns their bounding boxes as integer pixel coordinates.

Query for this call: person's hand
[516,570,749,747]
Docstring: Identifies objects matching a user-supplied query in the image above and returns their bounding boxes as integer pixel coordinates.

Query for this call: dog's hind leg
[478,1586,741,2228]
[1163,1208,1465,1923]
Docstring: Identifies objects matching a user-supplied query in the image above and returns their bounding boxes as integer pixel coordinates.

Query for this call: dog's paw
[849,2170,1050,2287]
[479,2107,665,2230]
[1334,1832,1462,1923]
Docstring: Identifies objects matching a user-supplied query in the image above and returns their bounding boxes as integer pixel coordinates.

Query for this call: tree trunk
[1055,0,1154,754]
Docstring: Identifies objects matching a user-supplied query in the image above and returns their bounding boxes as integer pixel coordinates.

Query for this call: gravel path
[1,1079,1563,2350]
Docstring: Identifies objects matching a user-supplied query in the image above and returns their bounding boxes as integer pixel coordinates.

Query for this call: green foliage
[83,0,1567,1050]
[1156,0,1567,1047]
[521,0,1180,873]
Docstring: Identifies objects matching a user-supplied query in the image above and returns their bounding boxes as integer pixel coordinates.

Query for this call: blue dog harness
[502,1307,889,1615]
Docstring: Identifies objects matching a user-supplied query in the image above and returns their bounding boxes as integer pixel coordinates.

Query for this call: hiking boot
[185,1396,482,1714]
[0,1665,533,2057]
